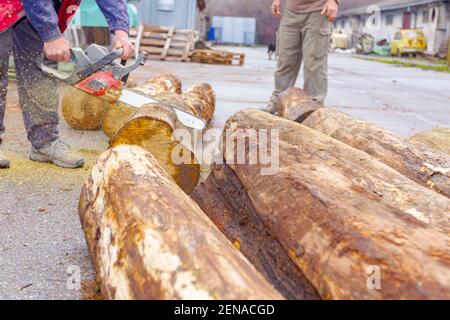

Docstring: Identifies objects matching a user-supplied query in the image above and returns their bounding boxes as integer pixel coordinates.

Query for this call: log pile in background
[301,108,450,198]
[109,83,216,194]
[193,109,450,299]
[79,145,283,300]
[409,128,450,155]
[102,74,182,138]
[190,49,245,66]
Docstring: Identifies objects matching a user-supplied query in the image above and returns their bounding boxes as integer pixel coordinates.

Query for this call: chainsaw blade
[118,89,207,131]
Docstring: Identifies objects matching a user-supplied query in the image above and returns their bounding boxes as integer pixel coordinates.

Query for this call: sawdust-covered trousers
[0,18,59,149]
[271,9,332,105]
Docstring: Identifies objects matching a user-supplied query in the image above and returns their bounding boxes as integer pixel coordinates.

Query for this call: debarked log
[302,108,450,198]
[102,74,183,138]
[216,109,450,299]
[78,145,283,300]
[409,128,450,156]
[276,87,321,122]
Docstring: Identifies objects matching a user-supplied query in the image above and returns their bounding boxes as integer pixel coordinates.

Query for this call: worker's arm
[96,0,133,60]
[21,0,71,62]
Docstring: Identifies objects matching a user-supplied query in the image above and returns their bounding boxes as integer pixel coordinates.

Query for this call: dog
[268,43,276,60]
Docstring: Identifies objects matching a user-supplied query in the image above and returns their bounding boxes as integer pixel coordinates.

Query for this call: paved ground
[1,46,449,299]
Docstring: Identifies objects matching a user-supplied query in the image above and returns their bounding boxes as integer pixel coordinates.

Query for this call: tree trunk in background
[214,109,450,299]
[102,74,182,138]
[79,145,283,300]
[410,128,450,156]
[277,87,321,122]
[302,108,450,199]
[192,164,321,300]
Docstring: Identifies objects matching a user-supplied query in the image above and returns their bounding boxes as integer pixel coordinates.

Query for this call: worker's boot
[261,102,278,115]
[0,147,10,169]
[30,139,84,168]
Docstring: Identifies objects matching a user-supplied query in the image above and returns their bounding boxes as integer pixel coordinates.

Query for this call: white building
[335,0,450,54]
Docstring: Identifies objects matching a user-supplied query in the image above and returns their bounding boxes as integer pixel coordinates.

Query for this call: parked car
[391,29,427,57]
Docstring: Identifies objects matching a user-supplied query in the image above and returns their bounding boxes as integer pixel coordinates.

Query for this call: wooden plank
[161,26,175,60]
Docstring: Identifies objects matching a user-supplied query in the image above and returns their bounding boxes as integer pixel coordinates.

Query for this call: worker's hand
[321,0,339,22]
[114,30,134,60]
[43,36,71,63]
[272,0,281,18]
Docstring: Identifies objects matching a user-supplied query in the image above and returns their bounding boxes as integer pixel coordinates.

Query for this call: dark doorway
[402,11,412,29]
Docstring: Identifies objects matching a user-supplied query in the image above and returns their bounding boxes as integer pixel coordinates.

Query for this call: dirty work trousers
[0,18,59,149]
[271,9,331,105]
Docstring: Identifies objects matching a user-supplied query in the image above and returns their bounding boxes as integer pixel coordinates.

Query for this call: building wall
[130,0,199,30]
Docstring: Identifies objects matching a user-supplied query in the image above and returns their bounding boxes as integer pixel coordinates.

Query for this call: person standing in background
[265,0,339,114]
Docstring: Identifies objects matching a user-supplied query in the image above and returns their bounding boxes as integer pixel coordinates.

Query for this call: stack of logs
[77,84,450,300]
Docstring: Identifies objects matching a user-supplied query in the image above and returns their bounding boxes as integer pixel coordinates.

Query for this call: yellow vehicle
[391,29,427,56]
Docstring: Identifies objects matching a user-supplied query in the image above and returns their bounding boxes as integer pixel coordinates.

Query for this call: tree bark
[302,108,450,198]
[409,128,450,156]
[79,145,283,300]
[102,74,182,138]
[276,87,321,122]
[192,164,321,300]
[216,109,450,299]
[62,88,109,130]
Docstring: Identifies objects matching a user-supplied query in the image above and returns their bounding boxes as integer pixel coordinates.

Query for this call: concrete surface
[0,46,449,300]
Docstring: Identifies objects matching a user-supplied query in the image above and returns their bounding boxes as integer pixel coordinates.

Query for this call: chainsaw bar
[118,89,207,131]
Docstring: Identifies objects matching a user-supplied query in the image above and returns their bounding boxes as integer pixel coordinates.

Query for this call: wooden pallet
[130,23,197,62]
[190,49,245,66]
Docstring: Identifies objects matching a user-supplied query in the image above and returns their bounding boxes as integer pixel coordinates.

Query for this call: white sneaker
[30,139,84,168]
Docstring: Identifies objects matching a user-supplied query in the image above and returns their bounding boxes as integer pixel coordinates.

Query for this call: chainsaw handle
[40,49,82,83]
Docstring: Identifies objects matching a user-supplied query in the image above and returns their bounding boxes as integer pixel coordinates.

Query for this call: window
[158,0,175,12]
[385,15,394,26]
[422,10,429,23]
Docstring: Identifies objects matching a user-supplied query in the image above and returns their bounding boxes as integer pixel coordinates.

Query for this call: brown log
[217,109,450,299]
[409,128,450,156]
[78,145,283,300]
[192,164,321,300]
[102,74,182,138]
[302,108,450,198]
[61,88,109,130]
[276,87,321,122]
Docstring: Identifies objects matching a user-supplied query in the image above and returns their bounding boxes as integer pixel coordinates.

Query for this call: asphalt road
[0,47,449,299]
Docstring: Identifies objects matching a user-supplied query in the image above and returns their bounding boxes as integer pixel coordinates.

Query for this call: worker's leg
[0,28,13,168]
[12,18,59,150]
[269,8,304,110]
[302,11,331,104]
[12,19,84,168]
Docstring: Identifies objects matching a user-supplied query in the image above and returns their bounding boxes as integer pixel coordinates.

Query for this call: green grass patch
[359,57,450,73]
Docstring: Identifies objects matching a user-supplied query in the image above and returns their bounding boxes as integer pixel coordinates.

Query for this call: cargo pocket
[315,28,332,59]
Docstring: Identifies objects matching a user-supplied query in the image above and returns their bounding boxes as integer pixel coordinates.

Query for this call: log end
[62,88,109,130]
[110,104,200,194]
[277,87,322,122]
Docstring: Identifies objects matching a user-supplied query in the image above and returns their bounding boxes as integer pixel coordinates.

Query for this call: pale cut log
[110,94,200,194]
[192,164,321,300]
[181,83,216,123]
[221,109,450,299]
[277,87,321,122]
[302,108,450,198]
[61,88,109,130]
[78,145,283,300]
[409,128,450,156]
[102,74,182,138]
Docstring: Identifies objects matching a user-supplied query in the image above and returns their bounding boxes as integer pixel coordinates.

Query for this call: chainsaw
[41,44,206,131]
